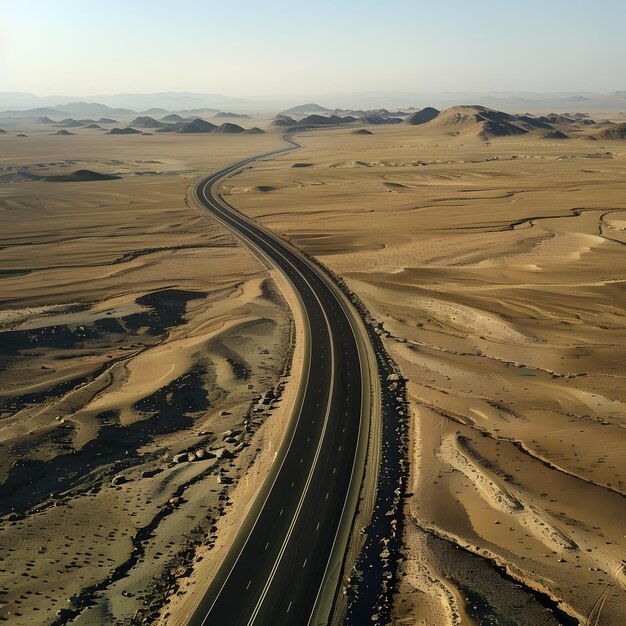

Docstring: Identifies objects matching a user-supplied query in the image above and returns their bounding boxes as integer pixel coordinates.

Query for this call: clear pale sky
[1,0,624,97]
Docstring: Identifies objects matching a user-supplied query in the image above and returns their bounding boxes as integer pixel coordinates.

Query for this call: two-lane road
[187,139,372,626]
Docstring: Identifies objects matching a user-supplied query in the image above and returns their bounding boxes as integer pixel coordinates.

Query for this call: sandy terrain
[224,118,626,625]
[0,124,302,624]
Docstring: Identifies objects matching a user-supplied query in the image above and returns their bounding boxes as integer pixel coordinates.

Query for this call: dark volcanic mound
[272,115,296,126]
[52,129,76,136]
[541,114,576,125]
[298,114,353,126]
[56,119,85,128]
[516,115,554,131]
[44,169,122,182]
[352,129,373,135]
[214,111,251,119]
[36,116,55,124]
[213,122,245,134]
[544,130,568,139]
[129,116,165,128]
[161,113,185,122]
[246,127,266,134]
[84,123,103,129]
[0,128,6,134]
[358,115,402,125]
[16,133,28,137]
[20,169,121,182]
[480,119,528,138]
[177,118,217,133]
[405,107,440,125]
[98,117,119,124]
[598,123,626,139]
[107,127,142,135]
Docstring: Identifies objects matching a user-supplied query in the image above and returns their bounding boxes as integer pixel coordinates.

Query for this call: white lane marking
[302,558,307,568]
[197,163,315,624]
[198,164,361,626]
[287,601,292,614]
[306,262,367,626]
[243,257,337,626]
[264,542,269,551]
[246,580,252,590]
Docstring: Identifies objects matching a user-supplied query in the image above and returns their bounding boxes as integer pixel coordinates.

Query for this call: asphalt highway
[187,140,370,626]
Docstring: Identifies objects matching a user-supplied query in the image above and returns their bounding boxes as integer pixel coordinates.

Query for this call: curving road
[187,139,373,626]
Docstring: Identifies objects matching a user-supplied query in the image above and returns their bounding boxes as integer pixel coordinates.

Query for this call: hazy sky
[1,0,625,97]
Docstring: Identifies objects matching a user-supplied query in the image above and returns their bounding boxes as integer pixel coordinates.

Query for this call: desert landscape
[222,106,626,625]
[1,98,625,626]
[0,120,306,624]
[2,2,626,623]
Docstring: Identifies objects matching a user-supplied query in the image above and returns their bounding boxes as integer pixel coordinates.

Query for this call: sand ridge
[0,125,303,624]
[225,122,626,625]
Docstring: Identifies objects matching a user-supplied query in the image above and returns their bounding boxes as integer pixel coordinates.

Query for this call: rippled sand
[226,123,626,625]
[0,127,296,624]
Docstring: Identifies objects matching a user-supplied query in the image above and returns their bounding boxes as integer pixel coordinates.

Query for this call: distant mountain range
[0,91,252,113]
[1,90,625,119]
[310,91,626,111]
[1,103,138,118]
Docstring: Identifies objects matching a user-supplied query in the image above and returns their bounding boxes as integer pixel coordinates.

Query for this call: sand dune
[0,126,295,625]
[2,109,624,624]
[226,119,626,625]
